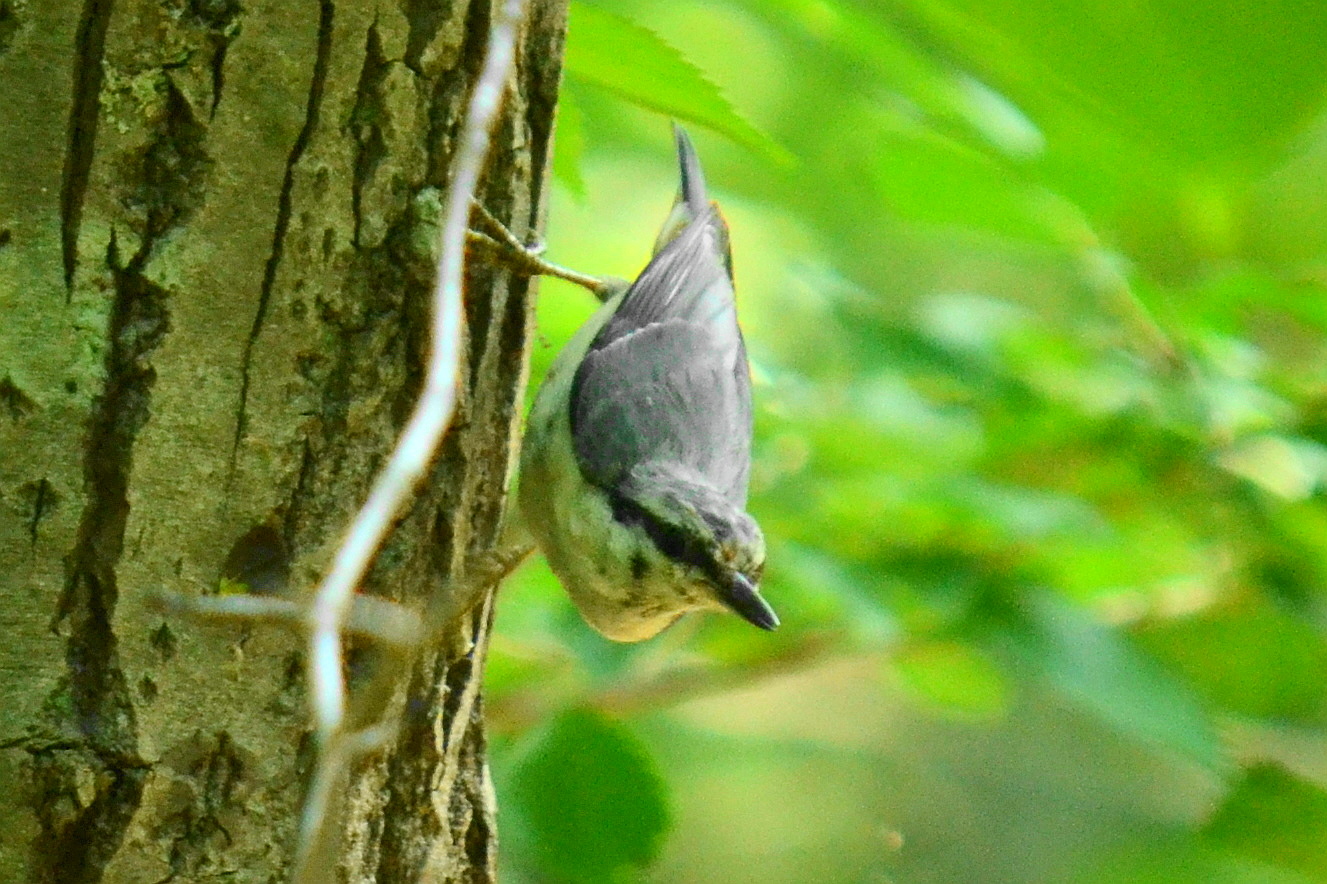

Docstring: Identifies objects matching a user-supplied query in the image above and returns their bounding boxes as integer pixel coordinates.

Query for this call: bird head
[607,461,776,631]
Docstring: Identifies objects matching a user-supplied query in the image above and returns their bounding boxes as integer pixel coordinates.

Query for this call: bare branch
[151,0,536,877]
[292,0,530,876]
[306,0,529,746]
[487,631,846,733]
[149,590,425,649]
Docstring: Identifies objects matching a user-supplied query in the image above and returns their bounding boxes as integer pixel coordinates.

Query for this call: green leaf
[892,640,1010,720]
[552,83,588,198]
[1137,607,1327,725]
[565,2,789,163]
[1003,594,1221,766]
[897,0,1327,170]
[1205,765,1327,881]
[865,128,1069,244]
[1081,838,1315,884]
[504,709,671,882]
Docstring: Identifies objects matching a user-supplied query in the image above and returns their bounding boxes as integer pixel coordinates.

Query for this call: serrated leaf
[505,708,671,882]
[565,2,788,163]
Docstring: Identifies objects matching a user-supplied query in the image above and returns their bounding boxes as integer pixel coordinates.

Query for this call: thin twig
[150,590,425,649]
[305,0,528,747]
[289,0,529,877]
[420,540,536,635]
[486,631,847,733]
[292,720,401,884]
[287,544,524,882]
[151,537,533,652]
[152,2,534,877]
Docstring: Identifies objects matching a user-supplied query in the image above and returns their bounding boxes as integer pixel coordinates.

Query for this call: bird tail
[653,123,712,254]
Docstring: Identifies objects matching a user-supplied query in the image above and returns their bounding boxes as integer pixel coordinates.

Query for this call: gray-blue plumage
[569,170,752,507]
[517,123,774,640]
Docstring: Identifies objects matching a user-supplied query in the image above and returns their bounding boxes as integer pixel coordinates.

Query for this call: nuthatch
[501,125,776,641]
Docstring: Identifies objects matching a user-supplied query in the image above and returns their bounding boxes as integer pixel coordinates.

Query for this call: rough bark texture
[0,0,567,880]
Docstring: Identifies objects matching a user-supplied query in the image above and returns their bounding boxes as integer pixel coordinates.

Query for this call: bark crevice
[349,23,391,249]
[231,0,337,467]
[178,0,242,118]
[59,0,115,291]
[37,228,170,880]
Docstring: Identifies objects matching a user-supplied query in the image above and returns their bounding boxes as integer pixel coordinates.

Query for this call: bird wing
[570,210,752,505]
[593,206,736,349]
[571,318,753,506]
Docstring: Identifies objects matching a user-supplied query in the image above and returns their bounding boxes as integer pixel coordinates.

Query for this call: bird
[481,125,776,641]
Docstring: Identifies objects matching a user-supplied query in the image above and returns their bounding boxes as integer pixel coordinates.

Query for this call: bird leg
[468,201,620,302]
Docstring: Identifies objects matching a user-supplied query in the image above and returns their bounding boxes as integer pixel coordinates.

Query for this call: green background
[488,1,1327,881]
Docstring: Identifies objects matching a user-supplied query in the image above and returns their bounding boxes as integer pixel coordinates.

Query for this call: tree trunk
[0,1,566,880]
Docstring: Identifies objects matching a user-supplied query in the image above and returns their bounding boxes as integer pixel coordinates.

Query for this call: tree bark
[0,1,566,880]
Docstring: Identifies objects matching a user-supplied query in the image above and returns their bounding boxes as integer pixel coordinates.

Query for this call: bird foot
[468,201,617,301]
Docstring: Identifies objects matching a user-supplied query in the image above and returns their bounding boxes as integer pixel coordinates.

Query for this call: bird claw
[469,199,546,257]
[467,200,614,299]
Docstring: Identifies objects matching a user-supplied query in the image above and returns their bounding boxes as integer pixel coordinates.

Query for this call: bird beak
[719,572,779,631]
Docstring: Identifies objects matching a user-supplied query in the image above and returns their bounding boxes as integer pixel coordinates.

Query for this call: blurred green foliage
[488,1,1327,881]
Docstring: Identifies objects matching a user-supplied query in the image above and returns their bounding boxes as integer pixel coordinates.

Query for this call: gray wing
[594,206,735,350]
[572,319,753,506]
[570,211,752,505]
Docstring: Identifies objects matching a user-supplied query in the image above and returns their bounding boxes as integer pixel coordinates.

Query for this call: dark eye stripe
[607,489,722,585]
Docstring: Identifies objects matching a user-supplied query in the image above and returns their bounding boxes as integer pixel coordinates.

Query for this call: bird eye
[716,539,763,585]
[608,490,715,577]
